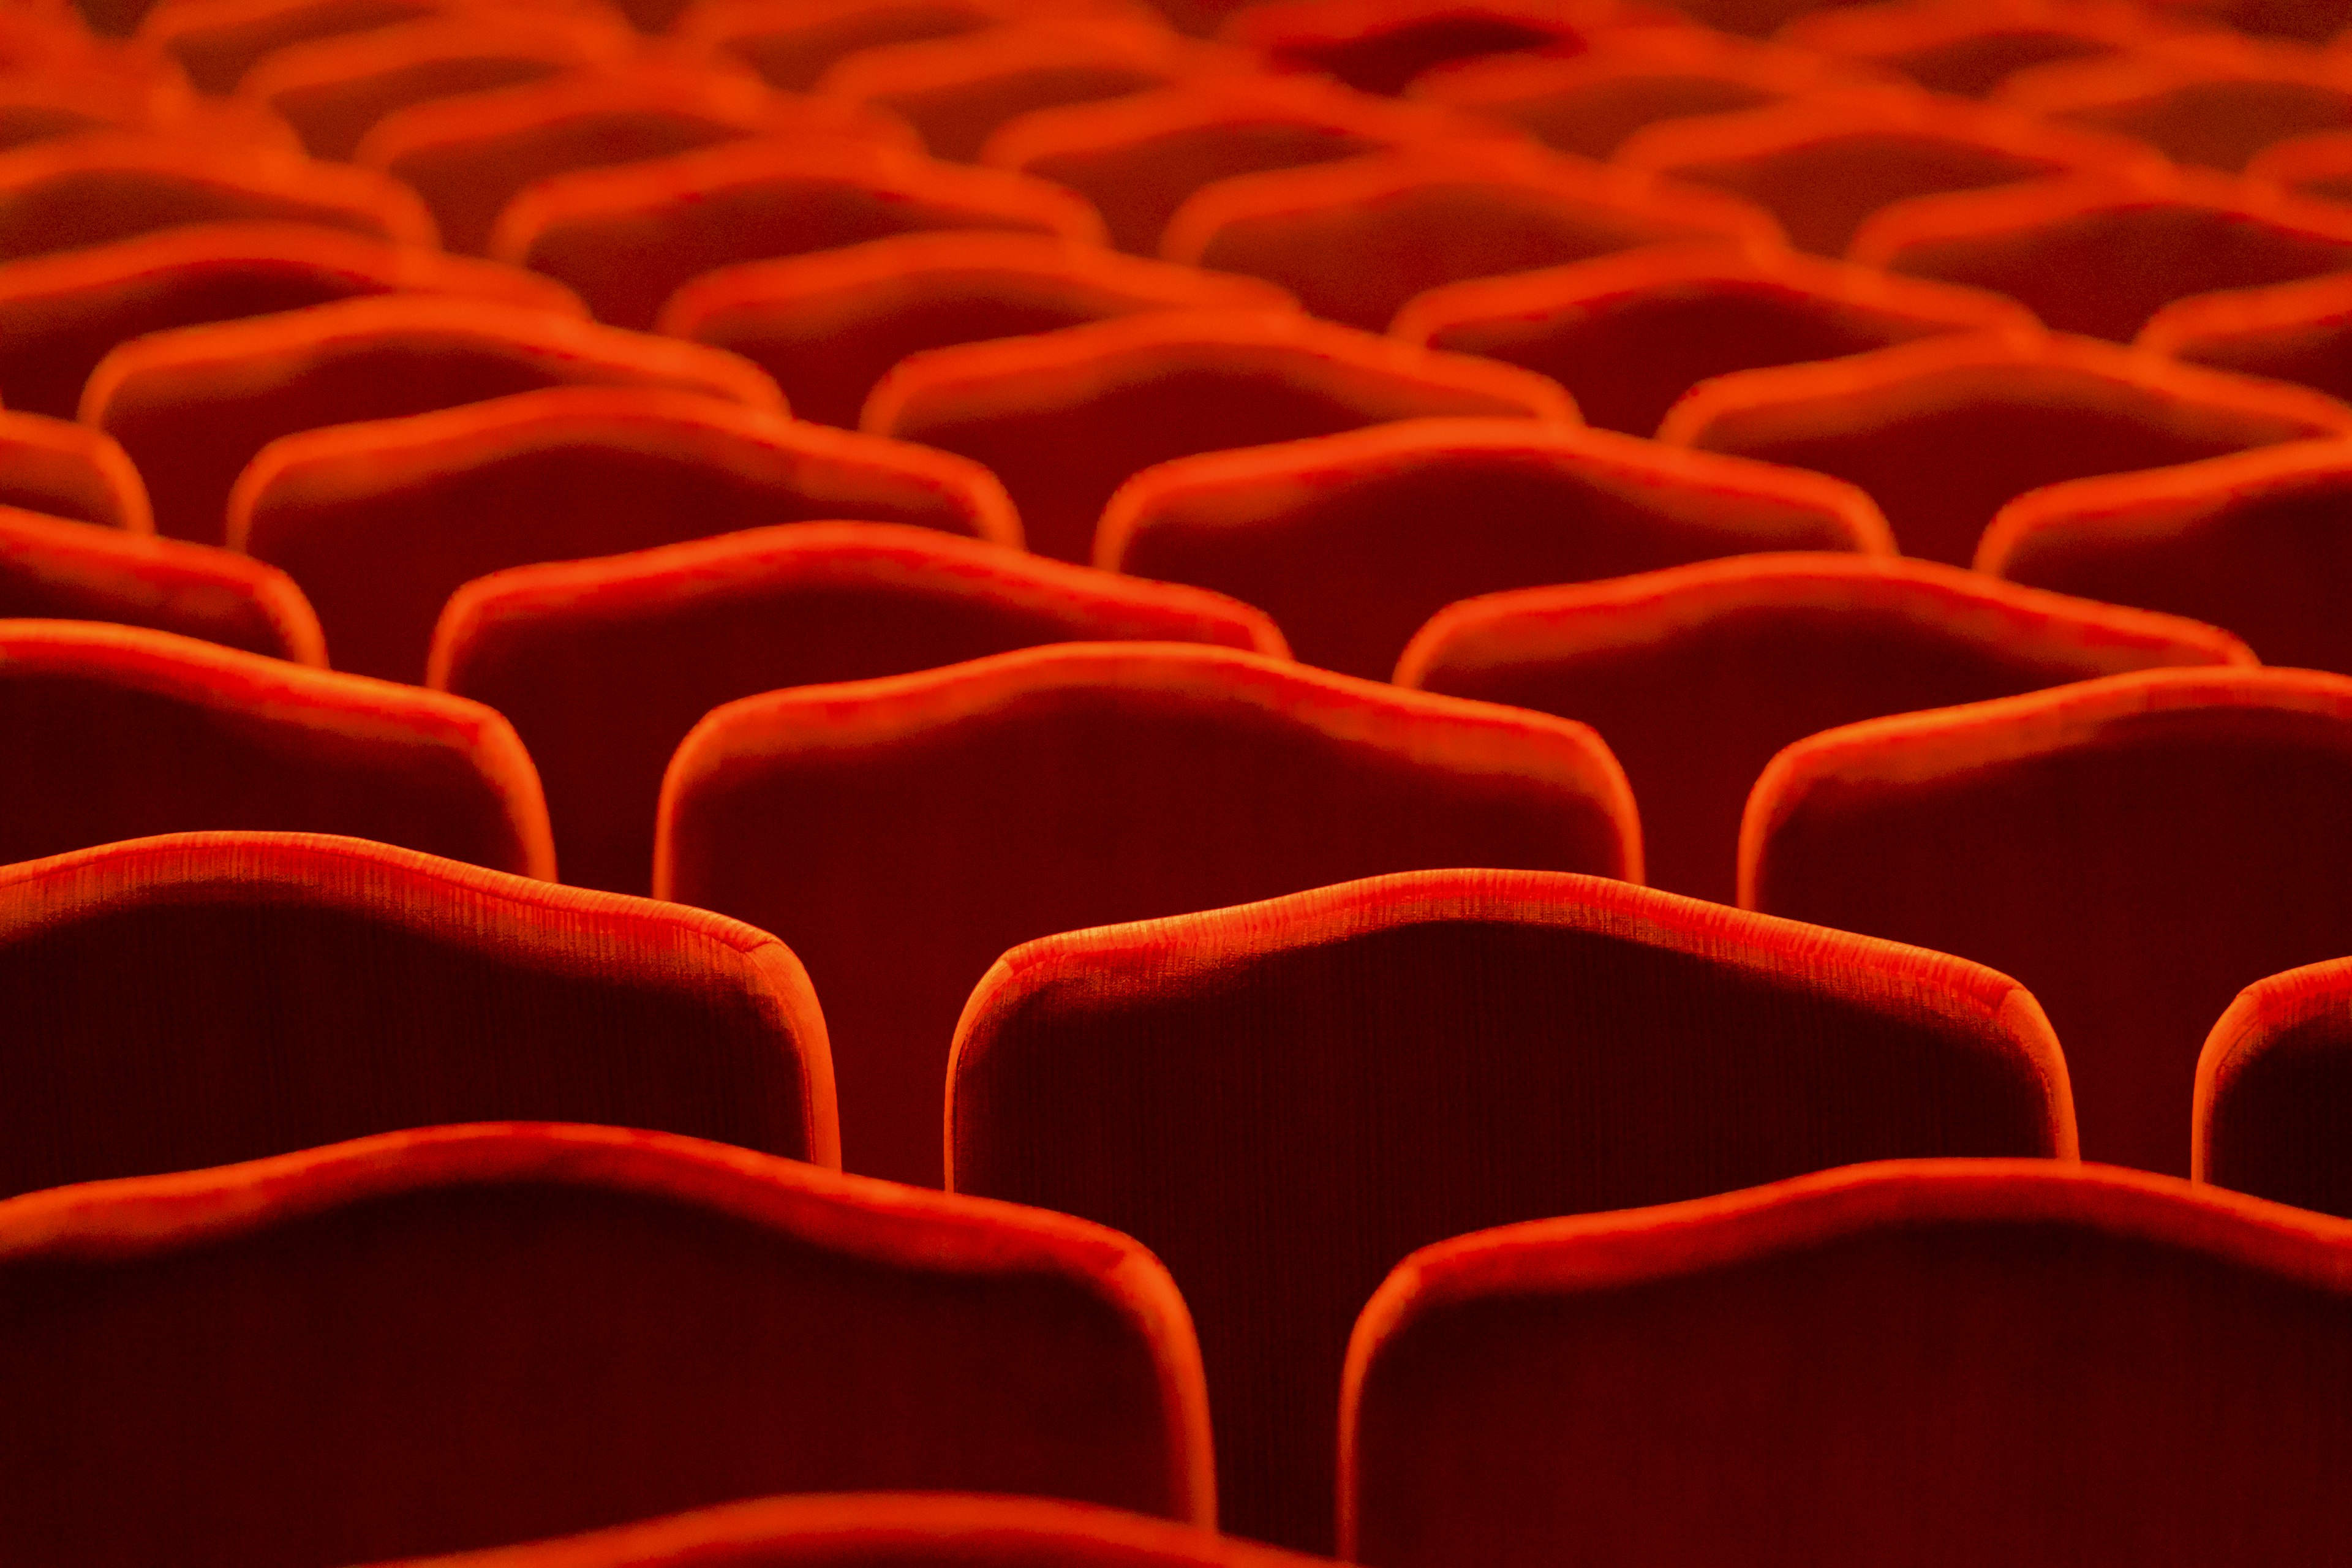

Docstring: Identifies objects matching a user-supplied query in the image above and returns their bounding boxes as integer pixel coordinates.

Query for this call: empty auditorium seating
[0,410,149,530]
[0,221,582,418]
[1101,417,1893,680]
[1850,165,2352,341]
[1215,0,1607,97]
[1776,0,2176,100]
[432,520,1283,894]
[1659,329,2352,564]
[138,0,453,95]
[235,385,1017,682]
[2139,268,2352,402]
[864,308,1573,562]
[0,1121,1212,1567]
[0,620,550,870]
[1390,241,2039,436]
[1744,666,2352,1176]
[1341,1159,2352,1568]
[658,643,1638,1188]
[2197,956,2352,1216]
[674,0,1159,94]
[85,293,782,543]
[658,231,1296,427]
[949,867,2073,1551]
[1400,553,2253,902]
[1980,439,2352,674]
[492,138,1107,329]
[1160,141,1786,330]
[0,503,323,659]
[1997,36,2352,172]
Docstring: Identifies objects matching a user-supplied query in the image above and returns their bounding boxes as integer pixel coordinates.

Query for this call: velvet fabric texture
[2139,269,2352,405]
[142,0,470,95]
[948,867,2075,1553]
[0,622,549,870]
[1776,0,2171,100]
[1979,440,2352,675]
[658,232,1295,428]
[1659,329,2352,565]
[1099,418,1894,680]
[0,504,324,660]
[360,1494,1333,1568]
[490,139,1107,330]
[235,386,1019,682]
[1213,0,1602,96]
[1997,42,2352,173]
[0,219,580,418]
[1744,666,2352,1176]
[0,410,151,530]
[0,1123,1211,1566]
[86,293,782,543]
[673,0,1137,94]
[432,520,1283,894]
[2195,956,2352,1216]
[1342,1158,2352,1568]
[1159,141,1786,331]
[1390,242,2038,437]
[863,308,1573,562]
[658,642,1638,1188]
[1401,554,2254,903]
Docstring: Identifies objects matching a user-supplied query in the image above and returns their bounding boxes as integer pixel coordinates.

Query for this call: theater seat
[1775,0,2172,100]
[0,620,550,870]
[1743,666,2352,1176]
[1214,0,1606,97]
[432,521,1283,894]
[864,308,1573,562]
[1100,417,1893,680]
[949,868,2073,1551]
[137,0,453,96]
[2246,124,2352,203]
[658,642,1637,1188]
[1343,1159,2352,1568]
[2197,955,2352,1216]
[1400,553,2253,902]
[0,1121,1211,1567]
[85,293,782,543]
[1660,328,2352,565]
[0,505,323,660]
[674,0,1155,94]
[2138,268,2352,404]
[0,410,150,530]
[1997,38,2352,173]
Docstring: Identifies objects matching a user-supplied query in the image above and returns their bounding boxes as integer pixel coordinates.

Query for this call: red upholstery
[863,308,1574,562]
[1744,666,2352,1175]
[490,139,1107,330]
[659,231,1295,427]
[1997,37,2352,172]
[0,129,437,260]
[432,521,1283,894]
[658,643,1638,1187]
[138,0,453,95]
[1401,553,2254,902]
[1775,0,2174,100]
[674,0,1153,94]
[0,1121,1211,1566]
[0,219,581,418]
[0,504,324,660]
[2197,956,2352,1215]
[1659,329,2352,564]
[0,410,150,530]
[85,293,782,543]
[1100,417,1894,679]
[948,867,2073,1551]
[354,70,916,257]
[1980,440,2352,674]
[0,620,550,870]
[1159,140,1785,330]
[2139,269,2352,404]
[1214,0,1607,97]
[1850,165,2352,341]
[1341,1158,2352,1568]
[1390,240,2038,435]
[0,834,837,1192]
[236,387,1017,682]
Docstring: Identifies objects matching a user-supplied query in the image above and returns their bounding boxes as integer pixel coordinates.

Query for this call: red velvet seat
[1646,0,1883,40]
[1850,165,2352,341]
[491,139,1107,330]
[1341,1159,2352,1568]
[1744,666,2352,1176]
[85,293,782,543]
[1213,0,1607,97]
[0,505,323,660]
[1101,417,1893,680]
[137,0,452,94]
[2139,268,2352,404]
[863,308,1573,562]
[1776,0,2176,100]
[235,386,1016,684]
[949,867,2073,1552]
[1160,140,1784,331]
[0,220,581,419]
[1391,241,2037,436]
[658,643,1638,1188]
[0,620,550,870]
[674,0,1156,94]
[0,410,149,530]
[2139,0,2348,42]
[0,1121,1211,1566]
[1659,330,2352,565]
[1997,37,2352,173]
[1401,553,2254,902]
[659,232,1295,427]
[2197,956,2352,1216]
[432,521,1283,894]
[2247,124,2352,203]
